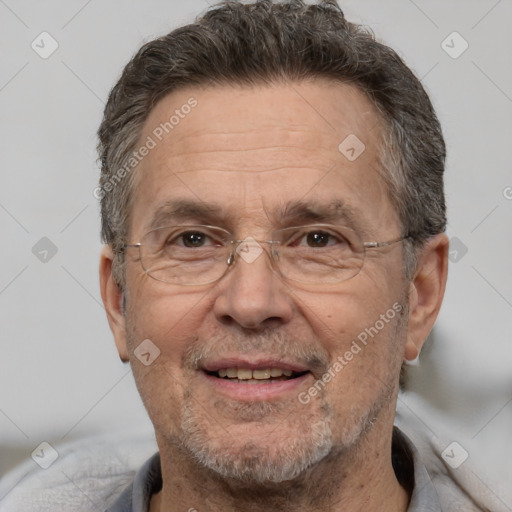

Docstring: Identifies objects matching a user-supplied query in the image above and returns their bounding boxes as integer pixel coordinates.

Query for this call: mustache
[181,329,330,375]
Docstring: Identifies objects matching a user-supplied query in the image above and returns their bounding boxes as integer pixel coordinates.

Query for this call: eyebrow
[147,199,231,231]
[277,199,364,231]
[146,198,368,235]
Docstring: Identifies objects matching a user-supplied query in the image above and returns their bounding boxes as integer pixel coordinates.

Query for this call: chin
[181,419,334,484]
[177,397,340,485]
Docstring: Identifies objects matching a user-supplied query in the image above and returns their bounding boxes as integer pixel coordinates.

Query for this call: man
[98,0,449,510]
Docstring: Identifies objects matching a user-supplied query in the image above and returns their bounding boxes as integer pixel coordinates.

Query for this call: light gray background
[1,0,511,506]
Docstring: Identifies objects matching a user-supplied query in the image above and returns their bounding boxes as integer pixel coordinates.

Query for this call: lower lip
[201,371,311,401]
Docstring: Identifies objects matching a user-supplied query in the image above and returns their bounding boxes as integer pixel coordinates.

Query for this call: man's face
[122,80,409,483]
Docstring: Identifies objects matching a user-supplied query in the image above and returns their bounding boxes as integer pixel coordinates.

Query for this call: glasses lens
[275,225,364,284]
[136,224,365,286]
[139,225,231,285]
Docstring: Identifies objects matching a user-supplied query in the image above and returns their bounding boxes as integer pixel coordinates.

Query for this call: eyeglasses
[122,224,409,286]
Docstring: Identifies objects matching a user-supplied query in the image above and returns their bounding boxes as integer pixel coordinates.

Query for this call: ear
[405,234,449,361]
[99,245,129,362]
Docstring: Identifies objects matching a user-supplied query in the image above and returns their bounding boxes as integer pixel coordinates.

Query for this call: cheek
[294,285,405,377]
[125,284,211,387]
[125,286,215,435]
[292,287,377,345]
[298,290,405,428]
[125,276,213,349]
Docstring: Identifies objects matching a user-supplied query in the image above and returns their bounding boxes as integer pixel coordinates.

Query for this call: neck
[150,419,410,512]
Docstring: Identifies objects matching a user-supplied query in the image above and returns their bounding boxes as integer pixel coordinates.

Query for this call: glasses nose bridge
[227,237,280,268]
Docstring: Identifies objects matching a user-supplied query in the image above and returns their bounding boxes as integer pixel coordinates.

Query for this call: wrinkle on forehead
[142,132,346,177]
[136,80,383,167]
[129,80,397,239]
[157,126,341,160]
[132,80,384,192]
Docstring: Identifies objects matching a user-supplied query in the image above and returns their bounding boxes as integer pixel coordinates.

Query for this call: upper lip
[201,357,310,373]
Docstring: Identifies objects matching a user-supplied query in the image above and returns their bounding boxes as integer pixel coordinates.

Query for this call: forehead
[130,80,396,236]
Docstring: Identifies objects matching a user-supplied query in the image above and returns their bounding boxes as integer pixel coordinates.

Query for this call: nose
[212,240,293,329]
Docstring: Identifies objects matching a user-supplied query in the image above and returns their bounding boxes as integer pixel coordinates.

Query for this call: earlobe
[404,284,419,361]
[404,333,420,362]
[405,234,449,361]
[99,245,129,362]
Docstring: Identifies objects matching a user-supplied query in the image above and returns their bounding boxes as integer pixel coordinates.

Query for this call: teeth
[213,367,301,380]
[237,368,253,380]
[252,369,271,379]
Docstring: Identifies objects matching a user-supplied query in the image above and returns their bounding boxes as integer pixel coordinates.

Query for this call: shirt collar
[394,427,442,511]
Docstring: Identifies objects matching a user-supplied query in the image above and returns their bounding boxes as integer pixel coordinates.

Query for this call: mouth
[199,358,313,400]
[204,367,310,384]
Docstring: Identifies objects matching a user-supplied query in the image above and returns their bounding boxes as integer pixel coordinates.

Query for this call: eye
[177,231,211,248]
[299,229,346,248]
[146,226,228,255]
[283,227,352,250]
[305,231,333,248]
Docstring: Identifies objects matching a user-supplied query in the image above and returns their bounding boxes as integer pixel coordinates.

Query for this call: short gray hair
[98,0,446,287]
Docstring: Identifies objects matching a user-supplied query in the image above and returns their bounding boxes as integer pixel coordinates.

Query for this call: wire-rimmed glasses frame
[122,223,409,286]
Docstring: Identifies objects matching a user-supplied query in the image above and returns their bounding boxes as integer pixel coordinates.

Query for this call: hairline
[111,78,420,287]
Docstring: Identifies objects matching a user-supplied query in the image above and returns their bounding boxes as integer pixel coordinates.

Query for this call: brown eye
[306,231,331,247]
[180,231,207,248]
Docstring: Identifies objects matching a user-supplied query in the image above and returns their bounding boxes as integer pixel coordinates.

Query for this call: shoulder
[395,418,506,512]
[0,428,157,512]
